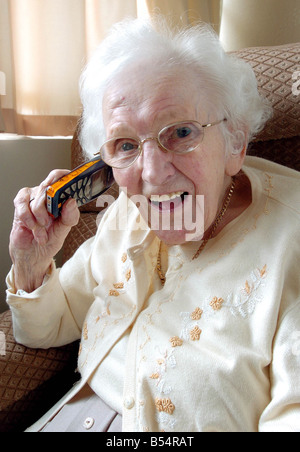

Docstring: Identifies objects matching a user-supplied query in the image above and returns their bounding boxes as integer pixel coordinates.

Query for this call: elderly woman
[6,18,300,432]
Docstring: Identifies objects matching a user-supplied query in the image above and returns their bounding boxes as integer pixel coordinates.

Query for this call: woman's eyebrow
[107,125,138,137]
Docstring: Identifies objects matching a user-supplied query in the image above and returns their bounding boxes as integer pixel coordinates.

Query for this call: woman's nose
[139,140,176,186]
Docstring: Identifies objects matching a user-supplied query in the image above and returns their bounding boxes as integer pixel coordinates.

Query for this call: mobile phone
[46,156,114,218]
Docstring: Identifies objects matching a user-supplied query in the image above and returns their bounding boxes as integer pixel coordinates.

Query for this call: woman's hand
[9,170,80,293]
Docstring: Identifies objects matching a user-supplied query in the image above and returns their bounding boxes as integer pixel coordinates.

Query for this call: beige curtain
[0,0,223,136]
[0,0,222,136]
[0,0,138,136]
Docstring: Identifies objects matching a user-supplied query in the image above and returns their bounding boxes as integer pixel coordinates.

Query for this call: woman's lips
[149,191,189,211]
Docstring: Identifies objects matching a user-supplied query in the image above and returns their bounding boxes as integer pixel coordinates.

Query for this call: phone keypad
[59,176,93,207]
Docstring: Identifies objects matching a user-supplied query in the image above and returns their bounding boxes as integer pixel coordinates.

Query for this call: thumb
[60,198,80,227]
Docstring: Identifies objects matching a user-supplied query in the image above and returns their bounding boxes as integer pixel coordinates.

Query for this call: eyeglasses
[96,118,226,169]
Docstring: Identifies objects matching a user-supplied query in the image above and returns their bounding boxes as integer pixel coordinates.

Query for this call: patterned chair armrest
[233,43,300,171]
[0,310,80,432]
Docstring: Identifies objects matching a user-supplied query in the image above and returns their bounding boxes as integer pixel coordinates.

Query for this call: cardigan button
[83,417,95,430]
[124,396,135,410]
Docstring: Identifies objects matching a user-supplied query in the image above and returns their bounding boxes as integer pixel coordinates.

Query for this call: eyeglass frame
[95,118,227,169]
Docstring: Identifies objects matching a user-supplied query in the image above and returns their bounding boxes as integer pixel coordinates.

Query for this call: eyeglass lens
[100,121,206,168]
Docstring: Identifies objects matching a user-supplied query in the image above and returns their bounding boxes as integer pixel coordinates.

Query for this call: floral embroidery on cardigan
[169,336,183,347]
[113,282,124,289]
[146,264,267,430]
[180,307,203,341]
[148,346,177,430]
[210,297,224,311]
[105,250,135,308]
[149,347,176,395]
[224,265,268,318]
[195,265,268,321]
[190,307,203,320]
[190,325,202,341]
[155,398,175,415]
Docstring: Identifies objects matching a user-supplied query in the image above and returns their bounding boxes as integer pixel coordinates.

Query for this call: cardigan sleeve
[6,234,98,349]
[259,301,300,432]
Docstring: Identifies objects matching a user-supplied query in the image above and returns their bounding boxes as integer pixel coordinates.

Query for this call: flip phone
[46,156,114,218]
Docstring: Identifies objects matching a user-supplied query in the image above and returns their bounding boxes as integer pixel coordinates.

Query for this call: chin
[144,194,205,245]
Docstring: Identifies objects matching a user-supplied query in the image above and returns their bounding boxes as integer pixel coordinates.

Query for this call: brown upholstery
[0,42,299,432]
[236,43,300,170]
[244,43,299,142]
[0,310,79,432]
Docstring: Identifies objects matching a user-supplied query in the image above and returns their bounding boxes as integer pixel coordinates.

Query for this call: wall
[220,0,300,51]
[0,135,71,312]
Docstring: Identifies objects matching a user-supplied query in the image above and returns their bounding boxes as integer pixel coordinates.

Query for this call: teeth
[150,191,184,202]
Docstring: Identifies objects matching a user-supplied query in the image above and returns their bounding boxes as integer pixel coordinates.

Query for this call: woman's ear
[225,129,248,176]
[231,130,247,155]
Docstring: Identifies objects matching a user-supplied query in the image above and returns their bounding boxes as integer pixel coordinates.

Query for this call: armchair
[0,42,299,432]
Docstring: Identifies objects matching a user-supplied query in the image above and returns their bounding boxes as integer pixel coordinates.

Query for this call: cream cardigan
[6,156,300,432]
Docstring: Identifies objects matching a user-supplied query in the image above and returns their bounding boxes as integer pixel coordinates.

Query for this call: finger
[13,187,37,230]
[29,191,51,228]
[13,194,48,246]
[29,169,71,227]
[60,198,80,227]
[43,169,71,186]
[32,223,49,246]
[49,198,80,247]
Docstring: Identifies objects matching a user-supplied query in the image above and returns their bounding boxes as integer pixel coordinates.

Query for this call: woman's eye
[114,140,138,153]
[176,127,192,138]
[121,142,135,151]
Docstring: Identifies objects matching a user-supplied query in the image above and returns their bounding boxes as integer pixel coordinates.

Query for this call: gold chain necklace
[156,177,236,286]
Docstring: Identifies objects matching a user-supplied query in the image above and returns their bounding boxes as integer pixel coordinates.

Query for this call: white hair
[79,16,272,159]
